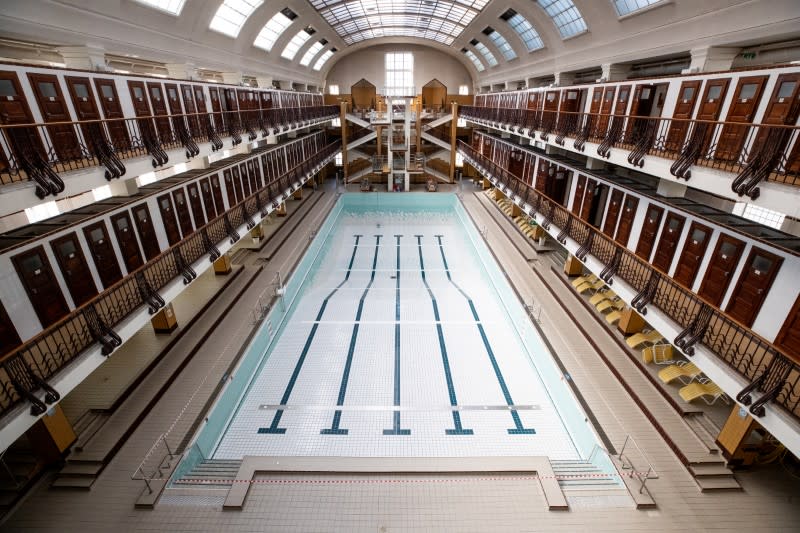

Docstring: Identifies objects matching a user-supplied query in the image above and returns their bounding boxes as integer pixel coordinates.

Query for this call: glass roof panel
[472,41,497,67]
[300,40,326,66]
[501,9,544,52]
[253,10,296,52]
[313,49,336,70]
[210,0,264,38]
[463,49,485,71]
[536,0,587,39]
[133,0,186,15]
[308,0,488,44]
[485,29,516,61]
[282,29,314,60]
[613,0,663,16]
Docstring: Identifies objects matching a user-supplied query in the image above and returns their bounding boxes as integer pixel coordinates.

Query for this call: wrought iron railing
[458,140,800,423]
[0,106,339,198]
[460,106,800,199]
[0,140,341,420]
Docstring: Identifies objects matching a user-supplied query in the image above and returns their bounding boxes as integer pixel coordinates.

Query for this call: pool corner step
[175,459,243,487]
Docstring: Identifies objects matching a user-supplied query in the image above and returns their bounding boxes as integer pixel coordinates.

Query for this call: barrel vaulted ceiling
[0,1,798,86]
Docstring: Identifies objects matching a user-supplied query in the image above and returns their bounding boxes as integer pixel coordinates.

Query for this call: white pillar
[657,180,687,198]
[256,76,273,88]
[554,72,574,87]
[684,46,740,74]
[600,63,631,82]
[57,45,107,71]
[165,63,197,80]
[221,71,243,85]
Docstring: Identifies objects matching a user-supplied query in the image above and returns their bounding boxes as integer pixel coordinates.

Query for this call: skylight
[300,40,327,66]
[307,0,489,45]
[471,40,497,67]
[253,8,297,51]
[209,0,264,38]
[500,9,544,52]
[313,49,336,71]
[282,28,315,60]
[133,0,186,15]
[462,49,485,72]
[536,0,587,39]
[483,27,516,61]
[613,0,664,16]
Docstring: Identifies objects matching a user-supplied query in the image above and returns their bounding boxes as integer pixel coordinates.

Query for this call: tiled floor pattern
[214,210,578,459]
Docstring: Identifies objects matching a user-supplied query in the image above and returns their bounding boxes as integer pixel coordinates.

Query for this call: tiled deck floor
[4,182,800,532]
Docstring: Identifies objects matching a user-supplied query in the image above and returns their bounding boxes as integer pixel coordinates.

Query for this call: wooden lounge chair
[642,344,674,365]
[596,298,625,314]
[589,290,615,306]
[606,310,623,325]
[658,362,702,385]
[577,279,606,295]
[571,273,598,288]
[625,329,665,349]
[679,379,729,405]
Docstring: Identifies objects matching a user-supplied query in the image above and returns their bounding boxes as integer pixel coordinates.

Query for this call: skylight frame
[472,40,497,67]
[485,28,516,61]
[300,40,327,66]
[282,29,314,60]
[253,9,296,52]
[501,10,544,52]
[209,0,264,38]
[132,0,187,16]
[536,0,588,39]
[612,0,665,18]
[463,49,485,72]
[313,49,336,71]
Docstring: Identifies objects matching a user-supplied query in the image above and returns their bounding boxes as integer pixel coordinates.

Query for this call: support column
[151,302,178,333]
[213,253,232,275]
[554,72,574,87]
[57,45,107,71]
[250,223,264,245]
[449,102,458,183]
[684,46,740,74]
[276,202,287,217]
[586,157,605,170]
[564,254,584,277]
[340,101,349,184]
[165,63,196,80]
[26,405,76,463]
[657,180,687,197]
[256,76,273,89]
[221,71,243,85]
[600,63,631,82]
[293,187,303,200]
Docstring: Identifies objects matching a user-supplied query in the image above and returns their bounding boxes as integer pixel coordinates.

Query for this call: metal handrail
[616,435,658,494]
[131,433,178,494]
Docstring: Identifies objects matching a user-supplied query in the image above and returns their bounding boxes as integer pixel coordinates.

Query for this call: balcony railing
[0,106,339,198]
[0,140,341,420]
[458,140,800,424]
[460,106,800,200]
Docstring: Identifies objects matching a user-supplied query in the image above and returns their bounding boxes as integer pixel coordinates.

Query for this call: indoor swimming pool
[179,193,608,469]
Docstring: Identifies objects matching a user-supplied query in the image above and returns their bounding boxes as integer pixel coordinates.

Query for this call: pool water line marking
[416,235,473,436]
[435,234,535,435]
[258,234,363,435]
[384,235,411,435]
[321,234,383,435]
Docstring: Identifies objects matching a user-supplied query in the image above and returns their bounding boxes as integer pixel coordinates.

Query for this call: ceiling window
[253,8,297,51]
[536,0,587,39]
[733,203,786,230]
[385,52,414,97]
[483,27,516,61]
[301,39,327,66]
[313,48,336,70]
[500,9,544,52]
[210,0,264,37]
[282,27,315,60]
[328,84,340,95]
[471,40,497,67]
[133,0,186,15]
[462,49,485,72]
[613,0,664,16]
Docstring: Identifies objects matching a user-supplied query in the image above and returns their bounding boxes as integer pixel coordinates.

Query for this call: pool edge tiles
[174,193,611,483]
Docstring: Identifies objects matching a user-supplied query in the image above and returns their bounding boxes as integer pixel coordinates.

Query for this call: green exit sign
[741,52,757,60]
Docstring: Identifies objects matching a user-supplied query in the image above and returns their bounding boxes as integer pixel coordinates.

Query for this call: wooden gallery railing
[0,140,342,419]
[460,105,800,200]
[0,105,339,199]
[458,140,800,423]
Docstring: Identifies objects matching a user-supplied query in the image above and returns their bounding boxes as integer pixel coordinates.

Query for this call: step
[73,413,109,452]
[50,476,96,490]
[689,462,734,477]
[57,461,104,477]
[696,476,744,492]
[684,414,721,454]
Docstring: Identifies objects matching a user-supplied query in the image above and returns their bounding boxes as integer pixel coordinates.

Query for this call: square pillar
[151,302,178,333]
[600,63,631,82]
[221,71,243,85]
[165,63,197,80]
[214,254,232,275]
[57,45,107,71]
[685,46,740,74]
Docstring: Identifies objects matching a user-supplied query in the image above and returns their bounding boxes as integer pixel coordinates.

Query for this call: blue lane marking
[258,235,363,434]
[435,234,535,435]
[322,234,382,435]
[416,235,473,436]
[385,235,411,435]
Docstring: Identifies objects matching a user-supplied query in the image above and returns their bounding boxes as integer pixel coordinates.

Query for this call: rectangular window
[328,84,339,95]
[459,85,469,95]
[385,52,414,97]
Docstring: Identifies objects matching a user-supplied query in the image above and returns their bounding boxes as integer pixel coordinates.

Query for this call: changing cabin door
[222,169,238,206]
[595,86,616,138]
[776,295,800,360]
[64,76,102,147]
[652,212,686,273]
[673,222,712,288]
[0,301,22,356]
[199,178,217,219]
[12,245,70,328]
[541,91,560,132]
[83,221,123,289]
[133,204,161,261]
[110,211,144,273]
[0,70,44,174]
[147,82,173,143]
[615,195,639,246]
[94,78,130,149]
[181,84,201,136]
[626,84,656,138]
[51,232,98,306]
[157,194,182,245]
[27,73,81,162]
[187,183,206,226]
[579,179,597,222]
[751,73,800,168]
[571,174,586,215]
[635,204,664,261]
[698,233,744,306]
[172,188,195,237]
[508,149,525,178]
[210,174,226,212]
[716,76,768,161]
[666,80,701,150]
[725,247,782,327]
[602,189,624,237]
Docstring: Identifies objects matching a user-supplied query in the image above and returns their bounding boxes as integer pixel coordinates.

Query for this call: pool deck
[3,181,800,532]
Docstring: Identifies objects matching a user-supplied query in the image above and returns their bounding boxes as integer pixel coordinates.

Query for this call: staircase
[549,459,621,491]
[174,459,242,487]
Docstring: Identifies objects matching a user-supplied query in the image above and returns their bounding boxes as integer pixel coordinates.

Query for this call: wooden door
[181,84,200,135]
[508,149,524,178]
[571,174,586,215]
[27,73,81,161]
[200,178,217,219]
[589,88,602,114]
[249,159,262,190]
[696,78,730,121]
[147,82,173,142]
[172,189,195,237]
[51,232,98,306]
[236,165,250,197]
[615,195,639,246]
[133,204,161,260]
[0,71,44,173]
[260,91,273,109]
[194,86,208,113]
[64,76,100,121]
[614,85,631,116]
[94,78,130,149]
[698,234,745,306]
[716,76,768,161]
[535,159,548,192]
[210,174,226,211]
[635,204,664,260]
[560,89,580,113]
[157,194,182,246]
[596,86,616,134]
[725,248,782,327]
[12,246,70,328]
[187,183,206,227]
[626,84,655,138]
[666,80,701,149]
[673,221,712,288]
[83,221,123,289]
[542,91,560,129]
[750,73,800,165]
[164,84,182,115]
[0,301,22,357]
[110,211,144,273]
[776,295,800,359]
[652,212,686,273]
[602,189,623,237]
[579,179,596,221]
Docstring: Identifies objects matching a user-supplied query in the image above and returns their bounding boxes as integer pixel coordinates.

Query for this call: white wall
[325,44,472,94]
